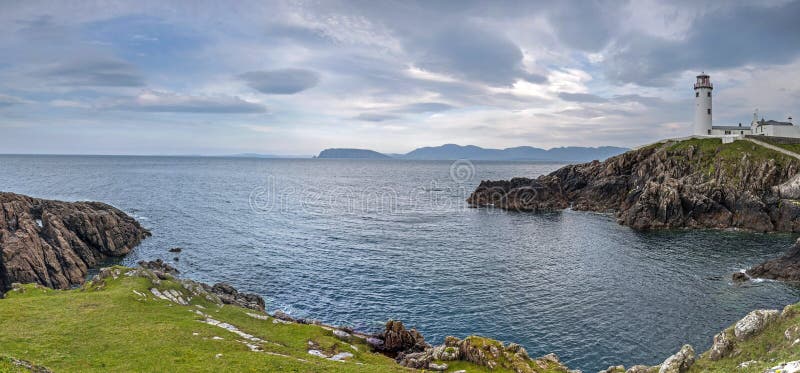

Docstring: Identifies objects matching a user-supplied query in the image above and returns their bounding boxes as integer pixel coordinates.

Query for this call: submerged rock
[0,192,150,292]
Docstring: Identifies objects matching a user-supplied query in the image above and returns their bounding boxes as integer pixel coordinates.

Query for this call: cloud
[239,69,320,94]
[109,90,266,113]
[41,59,144,87]
[605,1,800,86]
[411,22,544,86]
[0,94,25,108]
[354,113,399,122]
[398,102,455,113]
[558,92,608,103]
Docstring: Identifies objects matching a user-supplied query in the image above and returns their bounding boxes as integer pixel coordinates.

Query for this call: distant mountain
[317,148,391,159]
[401,144,628,161]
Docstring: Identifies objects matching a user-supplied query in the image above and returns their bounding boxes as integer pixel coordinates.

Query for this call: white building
[692,73,797,138]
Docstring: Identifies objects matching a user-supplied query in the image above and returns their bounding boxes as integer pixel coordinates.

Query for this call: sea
[1,155,798,372]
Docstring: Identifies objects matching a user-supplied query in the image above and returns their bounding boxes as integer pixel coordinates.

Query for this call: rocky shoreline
[737,238,800,283]
[0,192,150,292]
[468,139,800,232]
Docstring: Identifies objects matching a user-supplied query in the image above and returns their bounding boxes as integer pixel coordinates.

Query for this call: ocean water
[1,155,799,371]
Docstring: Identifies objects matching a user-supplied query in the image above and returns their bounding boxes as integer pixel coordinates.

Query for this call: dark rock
[0,192,150,292]
[272,309,295,322]
[732,272,749,282]
[210,282,265,312]
[377,320,428,354]
[168,247,182,253]
[746,238,800,281]
[138,259,179,278]
[467,141,800,232]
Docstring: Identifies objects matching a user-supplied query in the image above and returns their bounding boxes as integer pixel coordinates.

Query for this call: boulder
[733,309,779,340]
[658,344,695,373]
[210,282,266,312]
[376,320,428,354]
[707,329,734,360]
[0,192,150,292]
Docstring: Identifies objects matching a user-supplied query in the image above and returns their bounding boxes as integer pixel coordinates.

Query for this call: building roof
[756,119,793,127]
[711,125,749,131]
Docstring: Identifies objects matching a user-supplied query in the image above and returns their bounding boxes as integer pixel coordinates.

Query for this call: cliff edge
[468,138,800,232]
[0,192,150,292]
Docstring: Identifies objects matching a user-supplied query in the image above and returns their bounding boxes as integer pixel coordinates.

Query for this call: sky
[1,0,799,155]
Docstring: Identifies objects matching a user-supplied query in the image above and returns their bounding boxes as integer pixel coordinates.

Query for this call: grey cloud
[605,1,800,86]
[110,90,266,113]
[546,0,614,52]
[0,95,25,108]
[412,22,536,86]
[354,113,399,122]
[42,59,144,87]
[559,92,608,103]
[239,69,320,94]
[398,102,454,113]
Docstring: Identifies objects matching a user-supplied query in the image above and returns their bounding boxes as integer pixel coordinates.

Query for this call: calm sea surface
[1,155,798,371]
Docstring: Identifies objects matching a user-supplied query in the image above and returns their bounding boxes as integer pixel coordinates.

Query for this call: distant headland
[317,144,628,161]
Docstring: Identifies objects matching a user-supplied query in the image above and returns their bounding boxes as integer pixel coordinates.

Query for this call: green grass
[1,266,798,372]
[0,268,408,373]
[664,138,800,183]
[749,136,800,155]
[689,304,800,372]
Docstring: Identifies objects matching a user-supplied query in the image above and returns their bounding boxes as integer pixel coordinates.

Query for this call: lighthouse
[693,73,713,136]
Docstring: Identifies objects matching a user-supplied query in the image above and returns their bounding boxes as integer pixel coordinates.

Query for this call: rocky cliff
[743,238,800,282]
[0,192,150,292]
[468,138,800,232]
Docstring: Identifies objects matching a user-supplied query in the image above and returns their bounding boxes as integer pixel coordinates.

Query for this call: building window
[696,92,699,97]
[707,92,711,97]
[707,129,711,135]
[740,131,744,134]
[725,130,731,135]
[708,108,711,115]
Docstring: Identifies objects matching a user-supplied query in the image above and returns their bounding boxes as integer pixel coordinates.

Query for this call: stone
[0,192,150,292]
[737,360,757,369]
[733,309,780,340]
[708,329,734,361]
[731,272,749,282]
[138,259,179,277]
[658,344,695,373]
[168,247,182,253]
[272,310,294,322]
[333,329,351,341]
[626,366,653,373]
[210,282,265,312]
[428,362,448,371]
[765,360,800,373]
[396,351,431,369]
[599,365,625,373]
[376,320,428,353]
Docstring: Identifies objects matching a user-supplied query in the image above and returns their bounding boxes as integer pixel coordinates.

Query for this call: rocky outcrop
[658,345,695,373]
[0,192,150,292]
[372,320,428,355]
[468,139,800,231]
[126,260,266,312]
[744,238,800,281]
[392,334,573,373]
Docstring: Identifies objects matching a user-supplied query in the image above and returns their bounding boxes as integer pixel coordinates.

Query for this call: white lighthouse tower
[693,73,713,136]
